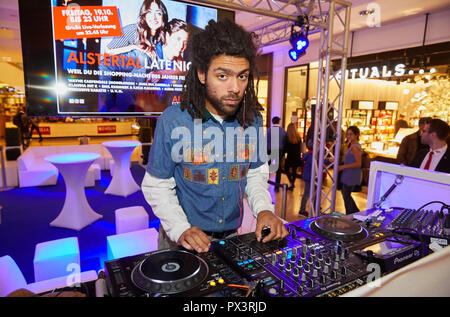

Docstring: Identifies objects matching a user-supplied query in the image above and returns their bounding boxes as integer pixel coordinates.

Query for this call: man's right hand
[177,226,211,253]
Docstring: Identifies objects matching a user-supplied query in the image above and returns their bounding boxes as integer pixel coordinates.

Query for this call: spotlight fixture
[288,14,309,61]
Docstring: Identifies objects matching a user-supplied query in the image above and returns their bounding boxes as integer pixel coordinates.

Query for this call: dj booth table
[101,162,450,297]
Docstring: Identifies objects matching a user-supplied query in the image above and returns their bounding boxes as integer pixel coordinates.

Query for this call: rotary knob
[317,253,324,262]
[314,261,322,270]
[303,263,310,273]
[285,262,292,274]
[293,267,299,280]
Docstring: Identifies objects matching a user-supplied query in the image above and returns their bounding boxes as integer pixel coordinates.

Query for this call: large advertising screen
[19,0,233,117]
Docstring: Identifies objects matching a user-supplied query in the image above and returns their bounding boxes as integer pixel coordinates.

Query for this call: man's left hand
[255,210,289,243]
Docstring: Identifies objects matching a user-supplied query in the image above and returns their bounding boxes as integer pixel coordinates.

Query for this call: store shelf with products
[0,90,26,138]
[343,106,398,152]
[295,107,311,140]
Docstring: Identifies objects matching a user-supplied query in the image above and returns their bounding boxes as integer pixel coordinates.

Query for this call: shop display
[344,107,397,151]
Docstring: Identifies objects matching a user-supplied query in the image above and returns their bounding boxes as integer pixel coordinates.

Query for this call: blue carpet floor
[0,162,159,284]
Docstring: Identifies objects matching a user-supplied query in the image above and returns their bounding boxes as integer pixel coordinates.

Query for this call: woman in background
[284,123,303,191]
[338,126,362,214]
[106,0,169,59]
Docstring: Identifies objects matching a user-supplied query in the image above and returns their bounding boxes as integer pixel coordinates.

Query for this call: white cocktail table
[102,140,141,197]
[45,152,103,230]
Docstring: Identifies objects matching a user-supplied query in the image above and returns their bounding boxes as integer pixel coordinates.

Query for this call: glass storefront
[282,44,450,160]
[283,64,309,139]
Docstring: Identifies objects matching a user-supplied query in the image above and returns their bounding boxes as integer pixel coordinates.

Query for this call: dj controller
[104,207,449,297]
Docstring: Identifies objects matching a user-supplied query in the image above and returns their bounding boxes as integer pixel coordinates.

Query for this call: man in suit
[397,117,431,165]
[410,119,450,173]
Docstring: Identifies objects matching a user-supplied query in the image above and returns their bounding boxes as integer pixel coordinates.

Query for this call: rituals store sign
[336,63,407,80]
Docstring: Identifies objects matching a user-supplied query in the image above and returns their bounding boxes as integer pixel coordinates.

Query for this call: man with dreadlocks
[142,19,288,253]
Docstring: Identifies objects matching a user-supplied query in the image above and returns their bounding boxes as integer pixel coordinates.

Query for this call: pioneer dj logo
[393,253,413,264]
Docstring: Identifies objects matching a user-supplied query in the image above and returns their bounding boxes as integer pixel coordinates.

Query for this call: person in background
[397,117,431,165]
[266,116,287,192]
[299,144,313,217]
[394,113,409,136]
[105,0,169,58]
[12,107,29,148]
[284,123,303,190]
[26,117,43,143]
[410,119,450,173]
[298,143,331,217]
[78,135,89,145]
[338,126,362,215]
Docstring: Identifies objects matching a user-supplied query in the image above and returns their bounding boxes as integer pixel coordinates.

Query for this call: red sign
[52,6,122,40]
[98,125,116,134]
[33,126,51,135]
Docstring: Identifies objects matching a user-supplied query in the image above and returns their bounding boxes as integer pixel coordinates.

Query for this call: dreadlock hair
[180,18,263,128]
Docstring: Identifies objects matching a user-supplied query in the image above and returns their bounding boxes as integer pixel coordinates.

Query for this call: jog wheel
[310,215,368,242]
[131,249,209,295]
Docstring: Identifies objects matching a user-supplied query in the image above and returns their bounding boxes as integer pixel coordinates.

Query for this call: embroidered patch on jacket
[207,168,219,185]
[183,167,192,181]
[229,164,240,181]
[240,164,249,178]
[192,169,207,184]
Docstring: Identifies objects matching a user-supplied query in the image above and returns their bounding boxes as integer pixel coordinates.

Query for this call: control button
[209,281,216,287]
[218,278,225,284]
[301,272,307,282]
[268,287,278,296]
[312,269,318,278]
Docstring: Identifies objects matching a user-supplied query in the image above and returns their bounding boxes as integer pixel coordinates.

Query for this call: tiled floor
[269,172,368,223]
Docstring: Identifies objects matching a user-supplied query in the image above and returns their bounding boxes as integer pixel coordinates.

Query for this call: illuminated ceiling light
[408,70,414,75]
[419,69,424,74]
[403,89,410,94]
[430,67,436,73]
